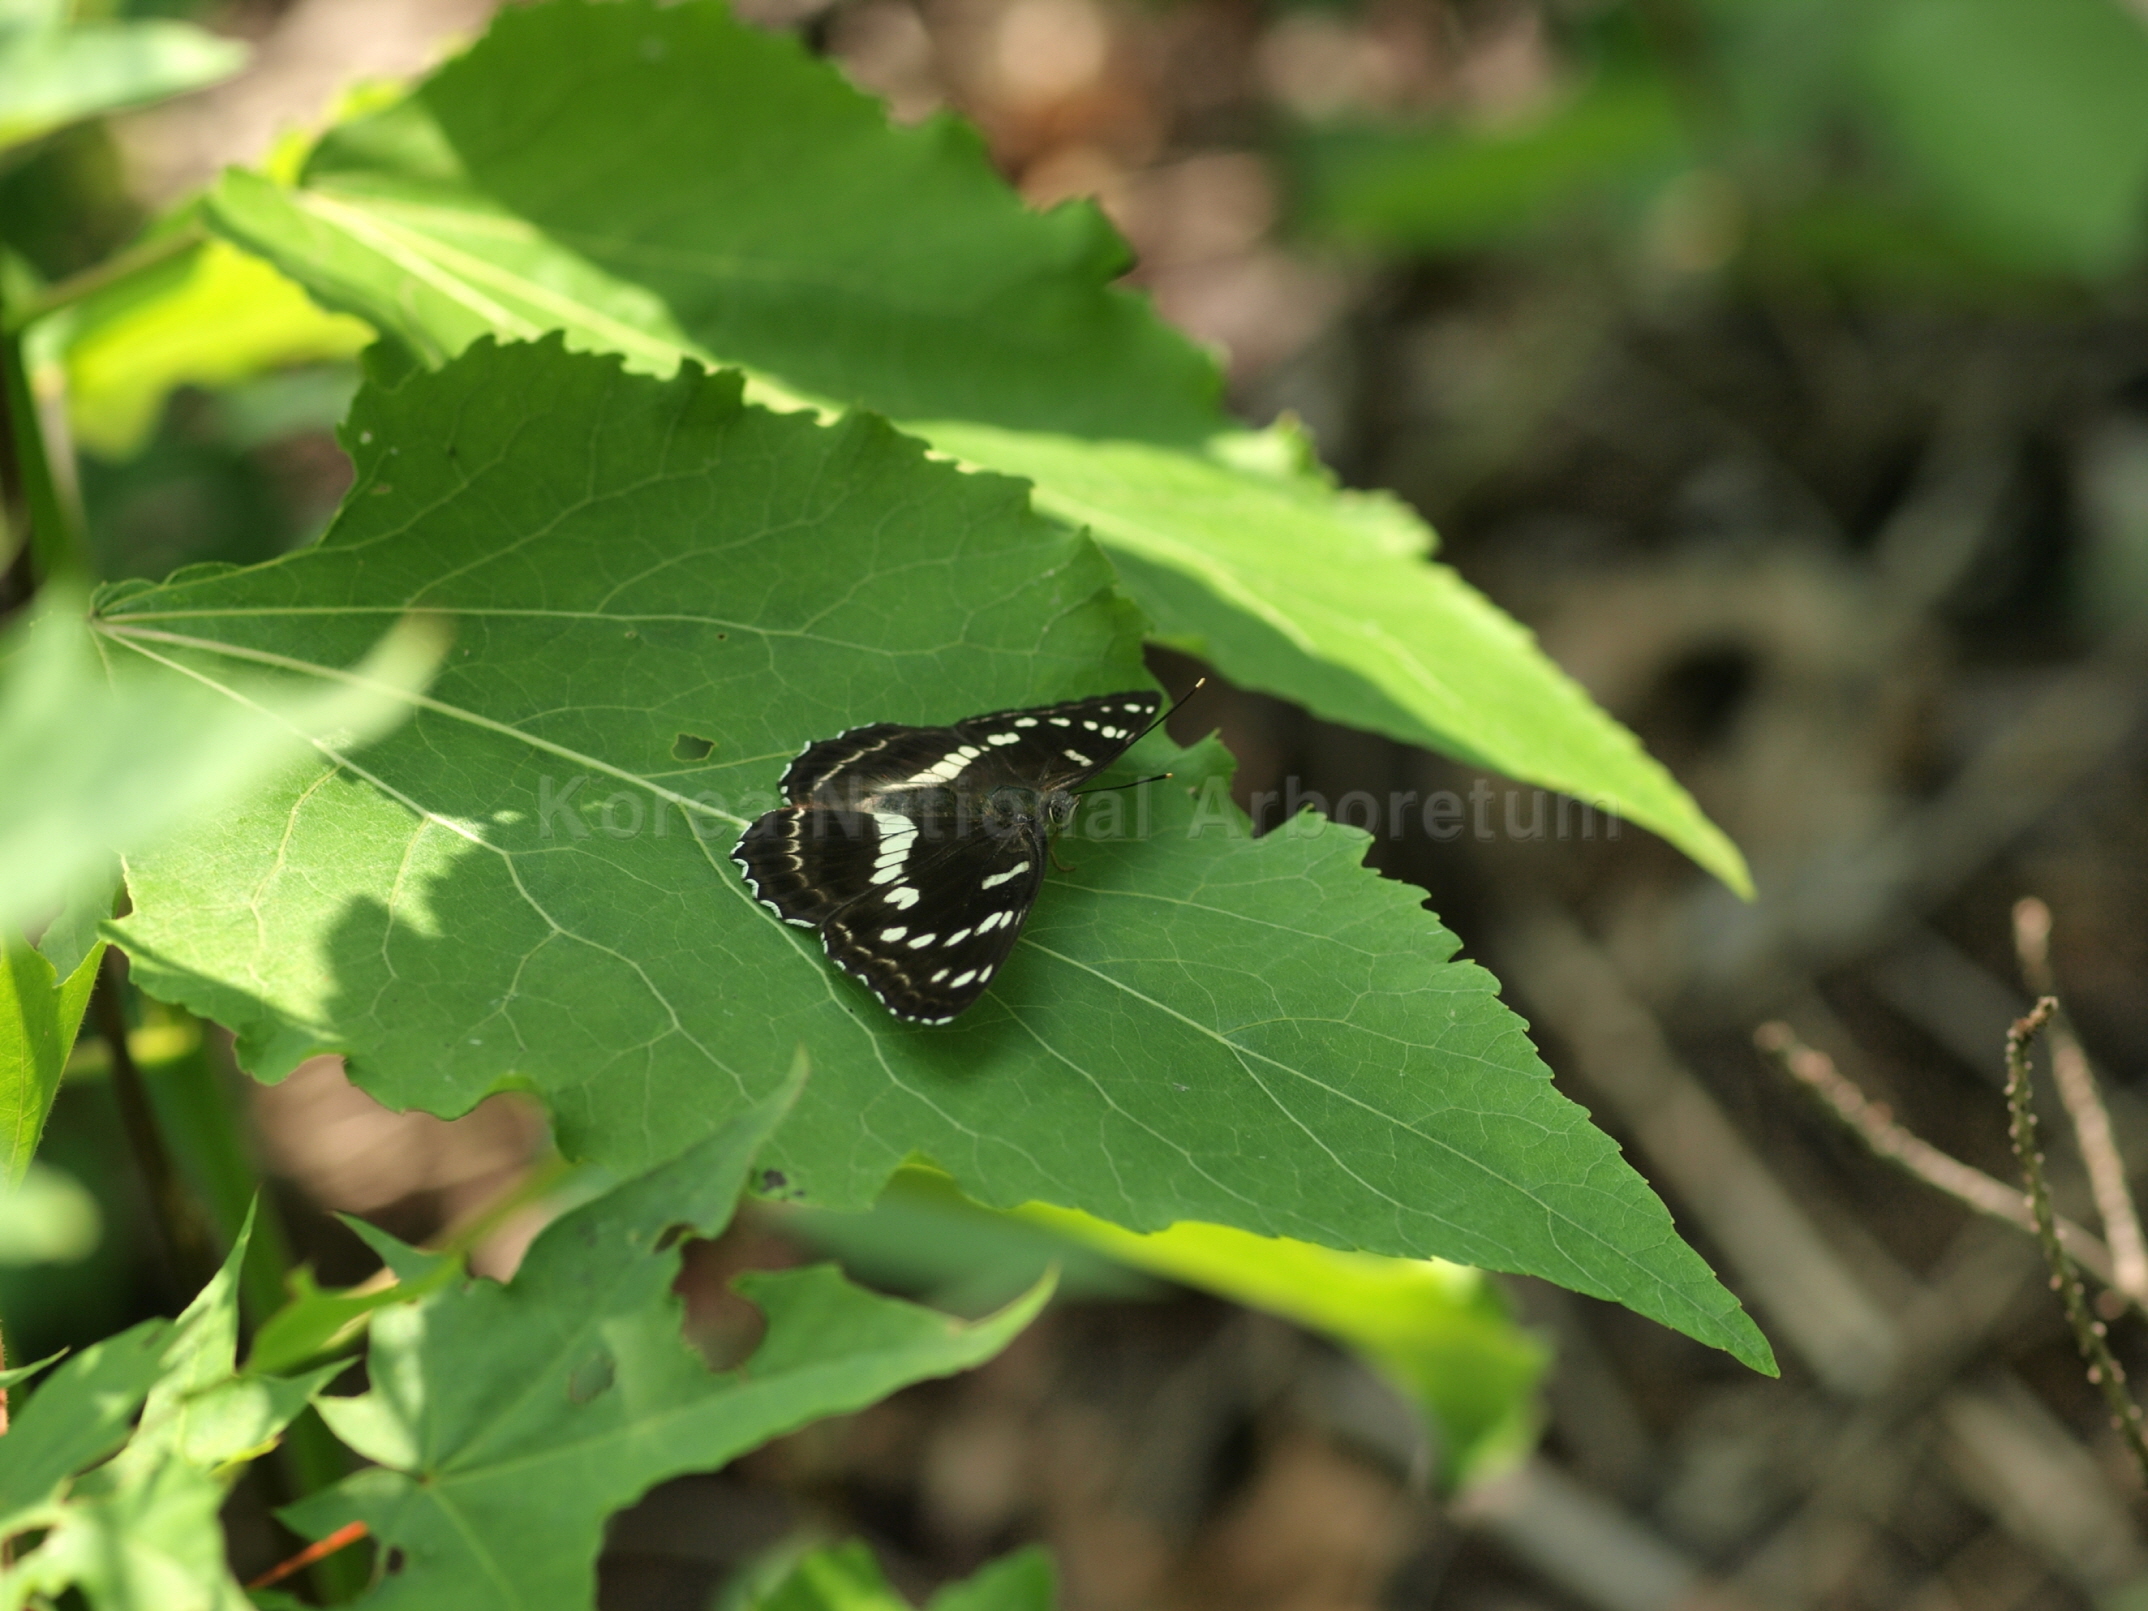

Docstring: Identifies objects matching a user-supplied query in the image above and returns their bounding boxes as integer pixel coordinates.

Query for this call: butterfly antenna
[1138,675,1208,744]
[1073,771,1172,797]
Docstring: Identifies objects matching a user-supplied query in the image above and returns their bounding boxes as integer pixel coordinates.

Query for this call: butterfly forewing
[953,693,1162,792]
[733,690,1162,1023]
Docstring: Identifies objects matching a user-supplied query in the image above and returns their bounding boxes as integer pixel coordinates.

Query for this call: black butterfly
[734,691,1163,1024]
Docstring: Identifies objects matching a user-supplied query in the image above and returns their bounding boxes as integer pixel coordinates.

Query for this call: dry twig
[2013,897,2148,1309]
[2005,999,2148,1489]
[1754,1022,2122,1296]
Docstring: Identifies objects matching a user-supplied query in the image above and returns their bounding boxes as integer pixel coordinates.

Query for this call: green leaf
[0,1205,336,1611]
[63,236,373,459]
[247,1217,463,1376]
[1861,0,2148,277]
[0,1318,168,1529]
[195,0,1749,893]
[0,926,102,1183]
[933,423,1748,890]
[930,1549,1055,1611]
[790,1168,1544,1488]
[0,587,443,943]
[107,339,1770,1372]
[279,1090,1049,1609]
[0,9,246,153]
[1290,66,1688,251]
[1017,1204,1548,1488]
[742,1541,1055,1611]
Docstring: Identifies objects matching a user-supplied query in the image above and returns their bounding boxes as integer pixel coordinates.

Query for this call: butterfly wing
[951,691,1162,789]
[733,806,893,929]
[781,721,970,803]
[738,689,1162,1024]
[821,825,1049,1023]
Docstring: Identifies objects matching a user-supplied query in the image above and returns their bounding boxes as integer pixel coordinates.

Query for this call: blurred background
[9,0,2148,1606]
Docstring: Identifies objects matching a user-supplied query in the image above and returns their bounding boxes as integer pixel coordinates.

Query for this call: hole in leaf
[672,732,716,761]
[386,1549,408,1575]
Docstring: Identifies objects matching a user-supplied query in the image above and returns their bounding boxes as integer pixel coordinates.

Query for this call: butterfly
[733,690,1164,1024]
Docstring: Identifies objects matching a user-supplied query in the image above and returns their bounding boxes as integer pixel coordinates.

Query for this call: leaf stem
[1,224,205,333]
[2005,998,2148,1488]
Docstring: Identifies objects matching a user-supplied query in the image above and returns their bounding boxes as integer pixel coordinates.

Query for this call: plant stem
[1756,1021,2123,1298]
[93,952,218,1300]
[2012,898,2148,1308]
[0,321,88,587]
[1,224,205,333]
[2005,998,2148,1488]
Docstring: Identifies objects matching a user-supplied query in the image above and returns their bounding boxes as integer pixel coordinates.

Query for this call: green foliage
[0,1216,334,1611]
[792,1168,1547,1489]
[277,1086,1052,1610]
[0,0,246,154]
[63,236,372,458]
[0,926,101,1183]
[741,1541,1055,1611]
[1289,0,2148,288]
[1860,0,2148,276]
[1293,65,1686,250]
[105,337,1767,1371]
[193,0,1748,892]
[0,588,440,940]
[1019,1201,1549,1488]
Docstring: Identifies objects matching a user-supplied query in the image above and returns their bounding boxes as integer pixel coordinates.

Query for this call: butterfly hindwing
[821,828,1049,1023]
[735,688,1162,1024]
[734,806,896,929]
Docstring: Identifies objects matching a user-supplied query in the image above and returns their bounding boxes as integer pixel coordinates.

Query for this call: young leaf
[108,339,1770,1371]
[196,0,1749,894]
[278,1093,1050,1609]
[0,1319,169,1531]
[0,928,103,1183]
[0,1207,338,1609]
[740,1541,1055,1611]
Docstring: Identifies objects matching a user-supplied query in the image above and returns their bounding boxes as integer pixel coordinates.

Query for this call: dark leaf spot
[567,1349,617,1404]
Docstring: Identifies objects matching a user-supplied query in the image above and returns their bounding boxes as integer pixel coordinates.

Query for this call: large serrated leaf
[103,338,1768,1372]
[195,0,1749,894]
[279,1090,1048,1609]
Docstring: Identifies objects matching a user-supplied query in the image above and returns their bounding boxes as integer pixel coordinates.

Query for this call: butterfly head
[982,784,1077,839]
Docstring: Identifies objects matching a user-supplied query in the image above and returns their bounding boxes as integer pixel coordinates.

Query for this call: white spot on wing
[908,933,936,948]
[946,927,972,945]
[1014,718,1037,728]
[1064,749,1092,766]
[981,861,1029,889]
[885,886,919,909]
[950,970,977,987]
[879,926,906,942]
[987,732,1020,745]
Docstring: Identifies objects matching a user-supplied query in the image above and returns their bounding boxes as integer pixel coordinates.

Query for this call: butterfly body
[734,691,1162,1024]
